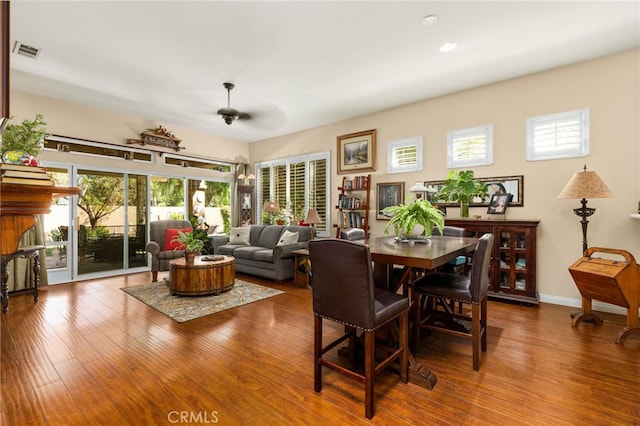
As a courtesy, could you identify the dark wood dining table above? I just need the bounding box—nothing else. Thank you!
[364,235,478,390]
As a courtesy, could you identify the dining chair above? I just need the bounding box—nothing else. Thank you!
[339,227,366,241]
[308,239,409,419]
[412,233,494,371]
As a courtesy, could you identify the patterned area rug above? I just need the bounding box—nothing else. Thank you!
[121,279,284,323]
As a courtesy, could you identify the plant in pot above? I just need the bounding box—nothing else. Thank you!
[172,229,205,263]
[0,114,48,165]
[437,170,488,218]
[382,197,445,240]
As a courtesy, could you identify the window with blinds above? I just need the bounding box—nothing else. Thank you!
[387,136,423,173]
[526,109,589,161]
[447,125,493,168]
[255,152,330,237]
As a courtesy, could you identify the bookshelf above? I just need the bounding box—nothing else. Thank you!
[334,174,371,238]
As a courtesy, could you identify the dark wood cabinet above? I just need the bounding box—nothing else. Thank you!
[445,218,540,304]
[334,174,371,238]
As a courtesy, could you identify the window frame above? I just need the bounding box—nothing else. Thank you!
[446,124,493,168]
[526,108,590,161]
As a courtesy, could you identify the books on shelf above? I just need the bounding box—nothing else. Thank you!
[338,195,364,209]
[338,211,364,228]
[1,163,53,186]
[343,175,369,190]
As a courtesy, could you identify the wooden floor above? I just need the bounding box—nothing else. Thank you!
[1,272,638,425]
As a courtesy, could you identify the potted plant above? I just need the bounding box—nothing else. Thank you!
[172,229,205,263]
[382,198,445,239]
[0,114,48,165]
[437,170,488,218]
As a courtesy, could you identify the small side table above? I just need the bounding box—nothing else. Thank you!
[1,245,45,313]
[291,249,310,288]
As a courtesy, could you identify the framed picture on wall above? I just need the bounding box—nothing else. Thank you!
[337,129,377,174]
[376,182,404,220]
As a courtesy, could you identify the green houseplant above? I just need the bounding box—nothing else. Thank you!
[437,170,488,218]
[172,229,205,263]
[0,114,48,163]
[382,198,445,238]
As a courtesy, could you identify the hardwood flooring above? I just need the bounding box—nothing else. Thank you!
[1,272,638,425]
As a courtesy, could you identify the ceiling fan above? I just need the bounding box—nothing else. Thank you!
[216,82,250,125]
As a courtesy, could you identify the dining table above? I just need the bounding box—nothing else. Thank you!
[363,235,478,390]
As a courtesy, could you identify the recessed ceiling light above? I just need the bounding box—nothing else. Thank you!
[439,42,458,53]
[422,14,438,26]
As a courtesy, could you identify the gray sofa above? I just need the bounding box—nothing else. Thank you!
[210,225,312,282]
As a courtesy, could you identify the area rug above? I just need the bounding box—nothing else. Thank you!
[121,279,284,323]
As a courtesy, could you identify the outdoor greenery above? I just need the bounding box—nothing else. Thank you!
[77,174,125,229]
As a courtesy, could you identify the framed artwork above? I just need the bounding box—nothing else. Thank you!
[376,182,404,220]
[425,175,524,207]
[487,193,511,214]
[337,129,376,174]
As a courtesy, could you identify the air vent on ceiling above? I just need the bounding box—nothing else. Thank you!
[13,41,42,59]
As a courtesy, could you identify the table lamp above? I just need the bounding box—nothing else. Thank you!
[263,201,280,224]
[557,165,613,254]
[304,208,322,238]
[409,181,429,199]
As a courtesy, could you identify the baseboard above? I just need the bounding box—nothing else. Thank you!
[539,293,633,316]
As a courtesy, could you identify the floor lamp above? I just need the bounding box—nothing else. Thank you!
[557,165,613,254]
[557,165,613,319]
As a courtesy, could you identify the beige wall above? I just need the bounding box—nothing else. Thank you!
[250,49,640,306]
[9,49,639,307]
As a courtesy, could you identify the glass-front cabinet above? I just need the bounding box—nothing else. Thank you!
[445,218,540,304]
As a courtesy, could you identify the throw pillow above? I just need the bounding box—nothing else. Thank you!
[229,227,251,245]
[277,230,299,246]
[163,228,192,251]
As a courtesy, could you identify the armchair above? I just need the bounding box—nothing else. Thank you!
[146,219,192,282]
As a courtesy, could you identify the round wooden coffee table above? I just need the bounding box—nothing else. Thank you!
[169,255,235,296]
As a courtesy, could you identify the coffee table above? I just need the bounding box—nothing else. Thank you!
[169,255,235,296]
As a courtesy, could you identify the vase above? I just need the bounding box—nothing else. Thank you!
[460,202,470,218]
[184,251,197,264]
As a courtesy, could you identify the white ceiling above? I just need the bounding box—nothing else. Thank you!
[9,1,640,143]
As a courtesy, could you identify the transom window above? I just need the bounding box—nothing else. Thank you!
[387,136,422,174]
[526,108,590,161]
[447,125,493,168]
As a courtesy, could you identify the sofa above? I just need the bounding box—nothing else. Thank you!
[211,225,313,282]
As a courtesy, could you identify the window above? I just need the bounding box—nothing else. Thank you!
[256,152,330,237]
[526,109,589,161]
[387,136,422,174]
[447,125,493,168]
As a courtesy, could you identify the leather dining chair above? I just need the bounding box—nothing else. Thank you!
[339,227,365,241]
[412,233,494,371]
[308,239,409,419]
